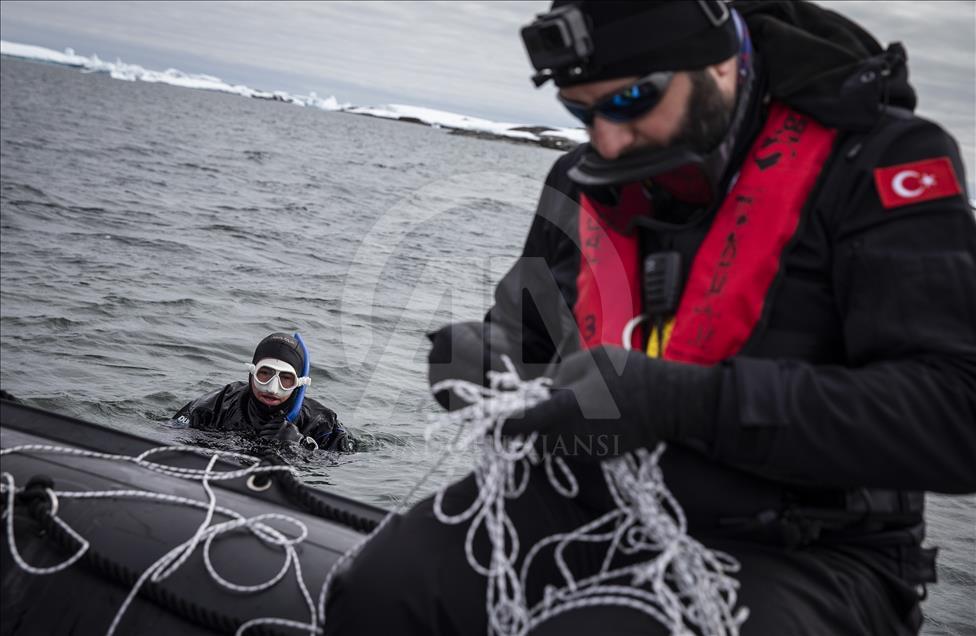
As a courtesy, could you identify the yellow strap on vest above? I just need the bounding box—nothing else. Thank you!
[645,317,676,358]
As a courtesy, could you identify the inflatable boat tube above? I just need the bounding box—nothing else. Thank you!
[0,397,385,635]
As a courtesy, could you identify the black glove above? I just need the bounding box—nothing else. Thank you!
[427,321,521,411]
[255,417,303,443]
[502,345,721,461]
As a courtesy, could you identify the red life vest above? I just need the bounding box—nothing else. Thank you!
[573,102,838,365]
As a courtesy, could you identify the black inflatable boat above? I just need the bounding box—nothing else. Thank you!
[0,397,386,635]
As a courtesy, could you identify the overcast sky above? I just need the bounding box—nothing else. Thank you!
[2,1,974,183]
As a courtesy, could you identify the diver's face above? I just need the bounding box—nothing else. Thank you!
[250,376,289,407]
[559,57,738,161]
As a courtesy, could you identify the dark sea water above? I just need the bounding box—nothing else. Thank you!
[1,57,973,635]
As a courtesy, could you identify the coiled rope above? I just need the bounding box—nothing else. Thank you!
[0,444,319,636]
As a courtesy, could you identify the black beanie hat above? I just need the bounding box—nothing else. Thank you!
[252,333,305,373]
[546,1,739,87]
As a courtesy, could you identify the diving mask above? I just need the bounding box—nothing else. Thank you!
[247,357,311,397]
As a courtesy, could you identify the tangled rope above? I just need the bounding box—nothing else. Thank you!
[3,357,747,636]
[0,444,319,636]
[425,357,748,636]
[315,357,556,630]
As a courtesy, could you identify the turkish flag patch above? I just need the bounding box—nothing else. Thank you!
[874,156,963,210]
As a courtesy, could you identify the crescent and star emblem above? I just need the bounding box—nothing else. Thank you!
[892,170,937,198]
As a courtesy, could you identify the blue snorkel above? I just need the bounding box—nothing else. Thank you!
[286,332,310,423]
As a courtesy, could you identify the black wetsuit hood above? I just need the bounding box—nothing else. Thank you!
[248,332,307,418]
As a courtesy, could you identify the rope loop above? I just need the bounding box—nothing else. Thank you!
[0,444,320,636]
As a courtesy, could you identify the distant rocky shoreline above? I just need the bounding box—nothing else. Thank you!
[1,43,584,153]
[339,110,581,151]
[450,126,580,151]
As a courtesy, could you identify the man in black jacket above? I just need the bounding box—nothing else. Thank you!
[326,2,975,634]
[173,332,352,452]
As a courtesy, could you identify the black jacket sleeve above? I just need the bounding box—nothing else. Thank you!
[172,385,233,429]
[486,148,585,370]
[709,117,976,494]
[297,398,353,452]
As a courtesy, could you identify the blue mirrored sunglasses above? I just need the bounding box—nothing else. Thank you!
[558,71,675,126]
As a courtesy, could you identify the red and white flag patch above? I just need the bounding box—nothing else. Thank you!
[874,156,963,210]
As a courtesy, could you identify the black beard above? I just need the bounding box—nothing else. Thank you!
[670,69,735,154]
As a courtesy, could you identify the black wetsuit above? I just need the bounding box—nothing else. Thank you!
[325,3,976,634]
[173,381,353,452]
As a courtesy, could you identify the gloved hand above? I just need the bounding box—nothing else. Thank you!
[255,417,303,443]
[427,321,521,411]
[502,345,721,461]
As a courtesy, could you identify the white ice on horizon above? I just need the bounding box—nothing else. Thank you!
[1,41,274,99]
[0,39,585,148]
[344,104,540,140]
[344,103,590,145]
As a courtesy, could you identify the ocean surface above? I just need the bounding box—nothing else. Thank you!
[1,57,973,635]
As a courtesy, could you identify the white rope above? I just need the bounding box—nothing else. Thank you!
[315,357,552,631]
[4,356,748,636]
[0,444,320,636]
[421,356,749,636]
[0,443,297,482]
[2,472,89,574]
[314,401,468,624]
[426,358,552,636]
